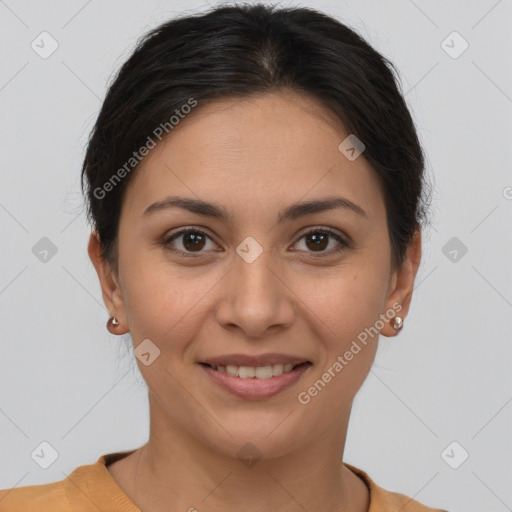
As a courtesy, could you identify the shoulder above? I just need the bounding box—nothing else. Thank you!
[0,451,139,512]
[344,463,450,512]
[0,458,106,512]
[372,485,450,512]
[0,478,71,512]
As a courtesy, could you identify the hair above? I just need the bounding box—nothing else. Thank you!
[81,2,430,272]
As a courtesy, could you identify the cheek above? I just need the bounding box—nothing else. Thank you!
[336,272,387,339]
[294,264,388,381]
[120,256,221,362]
[294,271,386,419]
[295,262,388,343]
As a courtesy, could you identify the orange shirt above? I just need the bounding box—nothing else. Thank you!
[0,450,448,511]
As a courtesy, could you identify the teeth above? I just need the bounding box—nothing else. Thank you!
[213,363,300,379]
[272,364,285,376]
[255,366,273,379]
[238,366,255,378]
[226,365,238,377]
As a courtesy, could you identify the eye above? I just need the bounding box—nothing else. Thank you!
[163,228,218,257]
[163,226,348,258]
[292,227,348,256]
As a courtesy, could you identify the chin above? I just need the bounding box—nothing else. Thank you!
[199,418,311,461]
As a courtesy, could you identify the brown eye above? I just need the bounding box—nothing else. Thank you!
[293,228,347,255]
[164,229,217,255]
[163,227,348,258]
[304,232,329,251]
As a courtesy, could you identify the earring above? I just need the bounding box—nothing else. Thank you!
[107,316,119,332]
[392,316,403,332]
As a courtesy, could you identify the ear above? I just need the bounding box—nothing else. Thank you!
[87,230,129,332]
[380,227,422,337]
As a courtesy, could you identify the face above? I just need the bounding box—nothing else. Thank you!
[89,90,421,459]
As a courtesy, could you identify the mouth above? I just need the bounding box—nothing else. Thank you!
[198,360,312,400]
[199,361,311,379]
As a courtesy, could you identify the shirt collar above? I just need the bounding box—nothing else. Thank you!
[65,450,426,512]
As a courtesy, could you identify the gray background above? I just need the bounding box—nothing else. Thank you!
[1,1,511,511]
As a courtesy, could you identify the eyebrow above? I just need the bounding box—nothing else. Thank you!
[142,195,367,222]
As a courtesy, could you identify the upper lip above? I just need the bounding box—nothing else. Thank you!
[200,353,311,367]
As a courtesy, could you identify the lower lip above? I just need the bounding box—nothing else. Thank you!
[199,363,311,400]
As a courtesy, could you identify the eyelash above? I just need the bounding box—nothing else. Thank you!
[162,227,349,258]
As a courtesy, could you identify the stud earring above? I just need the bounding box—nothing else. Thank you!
[107,316,119,332]
[392,316,403,332]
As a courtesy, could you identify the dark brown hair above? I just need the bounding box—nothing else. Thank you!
[81,2,430,271]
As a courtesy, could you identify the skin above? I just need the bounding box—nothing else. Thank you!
[88,89,421,512]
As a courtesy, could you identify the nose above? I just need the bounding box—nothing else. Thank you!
[214,248,296,339]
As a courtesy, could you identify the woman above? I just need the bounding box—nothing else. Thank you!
[0,3,449,511]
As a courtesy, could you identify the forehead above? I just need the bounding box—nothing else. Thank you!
[121,90,385,223]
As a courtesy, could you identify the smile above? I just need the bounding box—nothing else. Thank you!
[199,361,312,400]
[202,362,308,379]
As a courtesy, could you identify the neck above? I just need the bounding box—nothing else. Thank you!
[114,394,369,512]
